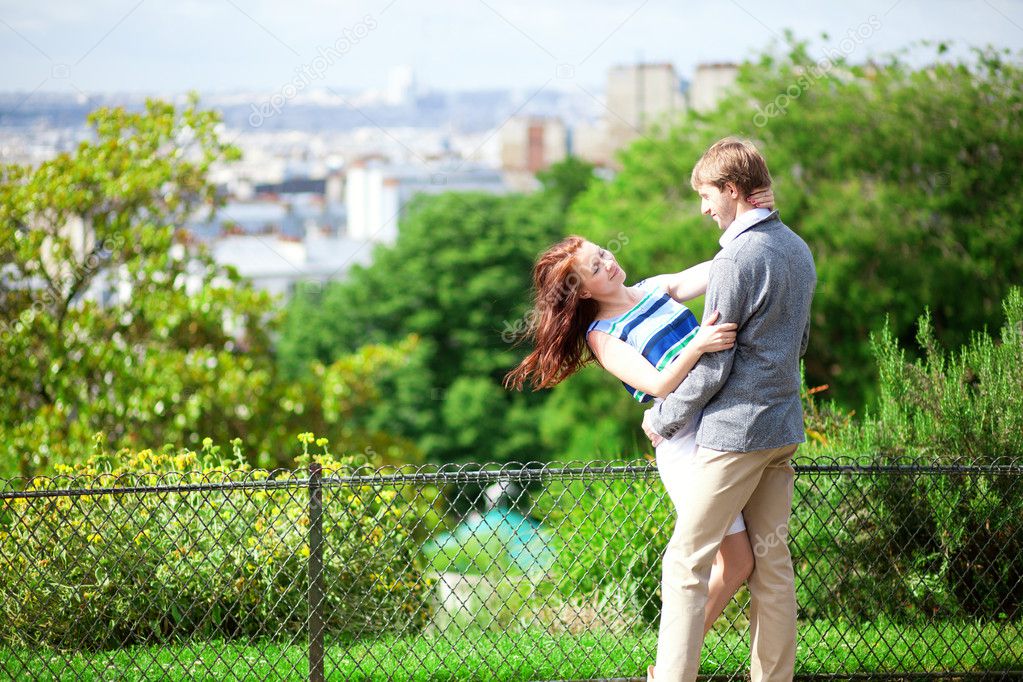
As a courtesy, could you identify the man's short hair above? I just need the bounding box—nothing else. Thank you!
[691,136,772,196]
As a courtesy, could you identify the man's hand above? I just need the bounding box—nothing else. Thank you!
[642,410,664,448]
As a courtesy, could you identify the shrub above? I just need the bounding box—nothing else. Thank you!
[0,435,433,650]
[797,288,1023,620]
[536,471,671,630]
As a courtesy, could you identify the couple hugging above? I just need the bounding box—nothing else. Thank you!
[505,137,817,682]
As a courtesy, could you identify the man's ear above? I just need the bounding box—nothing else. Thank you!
[724,181,741,199]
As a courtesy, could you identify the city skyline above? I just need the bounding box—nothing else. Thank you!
[1,0,1021,97]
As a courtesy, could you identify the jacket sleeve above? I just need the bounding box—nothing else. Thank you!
[647,255,750,438]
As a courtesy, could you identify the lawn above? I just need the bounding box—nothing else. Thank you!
[2,620,1021,681]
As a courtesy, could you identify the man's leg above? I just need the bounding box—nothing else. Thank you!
[654,447,775,681]
[742,444,799,682]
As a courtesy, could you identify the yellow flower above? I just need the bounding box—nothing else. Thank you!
[173,453,195,470]
[87,533,103,544]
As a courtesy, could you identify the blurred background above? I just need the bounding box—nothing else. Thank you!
[2,0,1022,477]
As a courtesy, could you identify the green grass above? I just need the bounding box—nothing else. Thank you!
[3,620,1021,681]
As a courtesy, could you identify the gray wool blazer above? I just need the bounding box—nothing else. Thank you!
[647,210,817,453]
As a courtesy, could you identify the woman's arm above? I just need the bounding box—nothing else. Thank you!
[657,186,776,303]
[662,261,711,302]
[636,263,710,303]
[586,312,735,399]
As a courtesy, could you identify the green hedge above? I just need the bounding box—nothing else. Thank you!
[797,287,1023,620]
[0,435,433,650]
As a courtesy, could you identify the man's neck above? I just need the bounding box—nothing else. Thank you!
[731,200,757,223]
[719,203,772,247]
[722,201,764,230]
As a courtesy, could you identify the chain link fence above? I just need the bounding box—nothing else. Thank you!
[2,456,1022,680]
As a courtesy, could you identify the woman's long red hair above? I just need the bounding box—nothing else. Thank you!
[504,235,600,391]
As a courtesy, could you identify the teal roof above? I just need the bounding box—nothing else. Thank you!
[423,508,555,573]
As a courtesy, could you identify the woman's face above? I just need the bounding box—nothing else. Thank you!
[573,241,626,300]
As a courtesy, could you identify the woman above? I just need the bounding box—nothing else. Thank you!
[504,190,772,679]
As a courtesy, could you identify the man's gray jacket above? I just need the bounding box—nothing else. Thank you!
[648,210,817,452]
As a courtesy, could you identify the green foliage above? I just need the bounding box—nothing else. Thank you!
[797,288,1023,620]
[568,41,1023,409]
[535,155,598,212]
[0,97,419,477]
[0,437,432,650]
[853,287,1023,461]
[536,474,670,627]
[538,365,649,461]
[277,190,565,463]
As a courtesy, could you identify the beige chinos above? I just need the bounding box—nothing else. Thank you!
[654,442,798,681]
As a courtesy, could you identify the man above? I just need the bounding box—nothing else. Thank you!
[642,137,816,682]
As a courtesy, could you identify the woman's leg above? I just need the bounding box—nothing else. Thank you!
[653,428,750,678]
[703,529,754,635]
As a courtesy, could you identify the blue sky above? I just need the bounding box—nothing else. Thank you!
[1,0,1021,94]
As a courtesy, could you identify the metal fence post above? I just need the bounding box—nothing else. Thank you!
[308,461,325,682]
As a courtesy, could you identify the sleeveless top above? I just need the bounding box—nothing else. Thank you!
[586,277,700,403]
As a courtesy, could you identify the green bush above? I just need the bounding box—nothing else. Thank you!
[535,471,670,629]
[797,288,1023,620]
[0,435,433,650]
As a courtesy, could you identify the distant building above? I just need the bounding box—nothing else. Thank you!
[605,63,687,155]
[182,175,358,300]
[211,231,373,299]
[254,178,326,195]
[569,61,741,169]
[572,118,614,169]
[500,116,568,186]
[22,208,367,307]
[386,65,417,106]
[345,158,507,244]
[688,63,740,113]
[499,116,568,191]
[188,185,347,244]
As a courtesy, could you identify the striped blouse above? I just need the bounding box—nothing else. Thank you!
[586,277,700,403]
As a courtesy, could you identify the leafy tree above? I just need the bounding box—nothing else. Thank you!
[568,40,1023,409]
[536,155,598,212]
[278,190,564,463]
[0,97,415,478]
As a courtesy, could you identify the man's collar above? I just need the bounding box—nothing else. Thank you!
[719,208,777,247]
